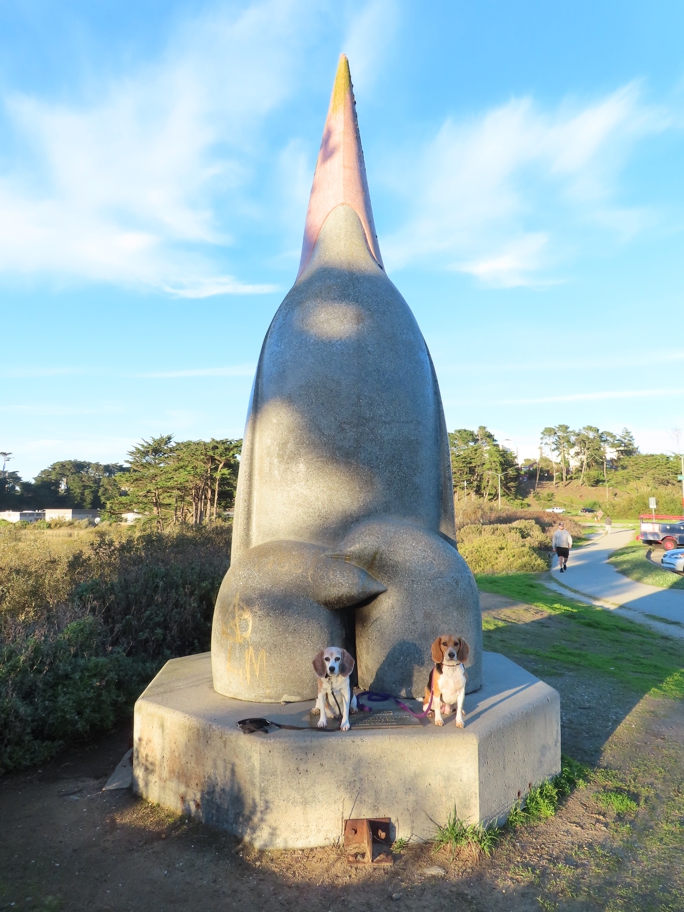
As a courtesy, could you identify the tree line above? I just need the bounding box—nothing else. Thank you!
[0,436,241,528]
[536,425,638,487]
[450,424,682,503]
[3,424,681,517]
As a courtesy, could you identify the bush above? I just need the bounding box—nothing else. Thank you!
[0,524,232,773]
[458,522,549,574]
[455,509,573,575]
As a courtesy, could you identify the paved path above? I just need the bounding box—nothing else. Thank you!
[545,527,684,636]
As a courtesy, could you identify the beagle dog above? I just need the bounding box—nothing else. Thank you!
[423,635,469,729]
[312,647,357,731]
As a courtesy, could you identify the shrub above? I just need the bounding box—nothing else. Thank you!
[457,521,549,574]
[0,523,231,772]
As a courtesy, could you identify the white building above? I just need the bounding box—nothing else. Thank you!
[0,510,44,523]
[43,508,100,522]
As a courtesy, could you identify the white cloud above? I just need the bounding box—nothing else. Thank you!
[161,277,278,298]
[456,232,556,288]
[139,365,256,378]
[0,0,317,295]
[383,83,671,286]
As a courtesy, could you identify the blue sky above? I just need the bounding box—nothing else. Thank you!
[1,0,683,479]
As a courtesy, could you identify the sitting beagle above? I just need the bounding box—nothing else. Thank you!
[423,635,469,729]
[312,647,357,731]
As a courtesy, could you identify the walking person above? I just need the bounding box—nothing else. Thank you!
[552,522,573,573]
[604,515,612,535]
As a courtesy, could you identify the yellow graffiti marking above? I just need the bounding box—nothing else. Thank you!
[245,646,266,685]
[225,591,252,644]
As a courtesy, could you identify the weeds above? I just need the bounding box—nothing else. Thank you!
[433,754,589,872]
[506,756,591,828]
[434,810,498,857]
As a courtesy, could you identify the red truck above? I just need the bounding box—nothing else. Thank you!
[638,514,684,550]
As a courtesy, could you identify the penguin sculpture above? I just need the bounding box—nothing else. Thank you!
[211,55,482,702]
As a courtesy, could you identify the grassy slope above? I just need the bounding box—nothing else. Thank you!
[477,573,684,698]
[607,541,684,590]
[477,573,684,911]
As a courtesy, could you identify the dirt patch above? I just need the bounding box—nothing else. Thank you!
[2,593,684,912]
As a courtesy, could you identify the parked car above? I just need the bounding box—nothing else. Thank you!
[579,507,596,514]
[638,515,684,550]
[544,507,565,514]
[661,549,684,572]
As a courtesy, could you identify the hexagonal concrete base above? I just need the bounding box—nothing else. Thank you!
[133,652,560,849]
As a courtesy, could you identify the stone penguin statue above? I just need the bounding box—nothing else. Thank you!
[211,55,482,702]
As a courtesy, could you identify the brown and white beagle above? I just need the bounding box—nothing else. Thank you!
[423,635,469,729]
[312,647,357,732]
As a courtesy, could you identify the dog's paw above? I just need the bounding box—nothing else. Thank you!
[455,719,464,729]
[317,718,328,729]
[311,706,320,715]
[435,718,444,727]
[341,721,350,732]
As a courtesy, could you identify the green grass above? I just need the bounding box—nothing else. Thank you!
[477,574,684,700]
[391,837,410,854]
[595,790,638,815]
[607,541,684,590]
[507,756,591,828]
[434,811,498,857]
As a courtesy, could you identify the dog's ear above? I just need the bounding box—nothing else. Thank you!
[431,636,444,664]
[339,649,355,678]
[312,650,326,678]
[456,638,470,663]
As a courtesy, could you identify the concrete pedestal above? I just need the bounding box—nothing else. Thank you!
[133,652,560,849]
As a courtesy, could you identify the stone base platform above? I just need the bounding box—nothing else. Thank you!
[133,652,560,849]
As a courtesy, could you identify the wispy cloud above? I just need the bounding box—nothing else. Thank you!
[0,0,317,296]
[383,83,670,286]
[0,367,86,378]
[437,348,684,374]
[502,388,681,404]
[138,365,256,378]
[0,403,123,416]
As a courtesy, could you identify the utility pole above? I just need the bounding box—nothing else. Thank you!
[486,471,504,509]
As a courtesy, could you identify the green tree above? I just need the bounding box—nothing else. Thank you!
[108,435,241,528]
[572,426,605,486]
[541,425,573,484]
[29,460,126,509]
[449,427,518,504]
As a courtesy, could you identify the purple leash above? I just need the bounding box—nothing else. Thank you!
[357,671,436,719]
